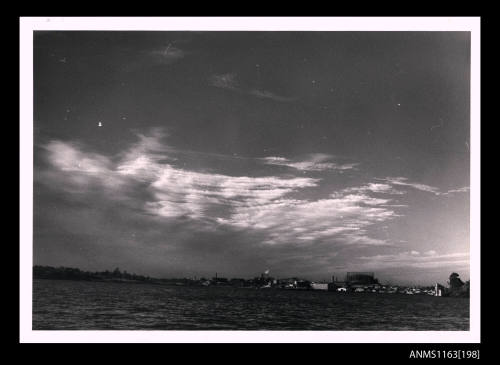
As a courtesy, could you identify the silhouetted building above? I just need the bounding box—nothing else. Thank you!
[346,272,378,285]
[212,276,228,285]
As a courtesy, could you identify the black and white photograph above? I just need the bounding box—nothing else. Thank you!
[20,17,480,343]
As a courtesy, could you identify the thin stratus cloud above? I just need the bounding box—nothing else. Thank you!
[209,73,296,102]
[442,186,470,195]
[247,89,297,103]
[261,154,358,172]
[149,44,185,61]
[355,251,470,270]
[380,177,469,196]
[342,183,406,196]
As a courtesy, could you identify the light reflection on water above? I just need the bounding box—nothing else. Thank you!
[33,279,469,330]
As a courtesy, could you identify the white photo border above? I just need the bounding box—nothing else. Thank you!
[19,16,481,343]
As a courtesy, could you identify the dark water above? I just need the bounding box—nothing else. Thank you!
[33,279,469,330]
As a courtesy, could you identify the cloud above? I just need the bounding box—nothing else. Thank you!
[217,192,400,246]
[41,140,125,193]
[209,73,238,90]
[443,186,470,195]
[149,44,185,62]
[262,153,358,172]
[384,177,441,195]
[39,129,403,250]
[381,177,469,197]
[144,166,317,221]
[122,45,185,72]
[356,250,470,270]
[343,183,405,195]
[248,89,296,103]
[209,73,295,103]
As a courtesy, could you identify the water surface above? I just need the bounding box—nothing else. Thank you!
[33,279,469,330]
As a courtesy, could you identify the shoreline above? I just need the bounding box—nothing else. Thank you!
[33,278,470,298]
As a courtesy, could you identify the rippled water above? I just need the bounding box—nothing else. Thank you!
[33,279,469,330]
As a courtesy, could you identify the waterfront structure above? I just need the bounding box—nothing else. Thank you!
[295,279,311,289]
[278,278,295,288]
[435,283,445,296]
[229,278,246,286]
[212,276,229,285]
[311,282,329,291]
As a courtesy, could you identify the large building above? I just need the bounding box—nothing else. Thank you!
[345,272,378,285]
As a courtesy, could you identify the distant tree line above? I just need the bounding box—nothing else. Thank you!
[33,265,153,283]
[447,272,470,298]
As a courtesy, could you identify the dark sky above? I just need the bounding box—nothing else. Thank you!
[33,31,470,285]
